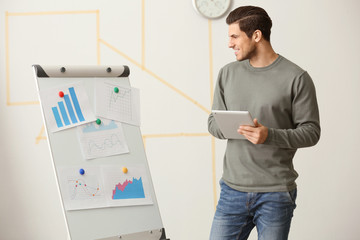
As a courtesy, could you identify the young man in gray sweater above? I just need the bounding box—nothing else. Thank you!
[208,6,320,240]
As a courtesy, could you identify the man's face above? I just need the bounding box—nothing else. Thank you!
[228,23,256,61]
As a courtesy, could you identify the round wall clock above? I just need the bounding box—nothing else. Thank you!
[192,0,231,19]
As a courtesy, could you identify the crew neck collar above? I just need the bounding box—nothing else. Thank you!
[245,54,282,71]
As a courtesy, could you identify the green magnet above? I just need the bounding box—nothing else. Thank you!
[96,118,101,125]
[114,87,119,93]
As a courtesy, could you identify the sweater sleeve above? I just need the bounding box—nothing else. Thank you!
[208,68,226,139]
[264,71,321,148]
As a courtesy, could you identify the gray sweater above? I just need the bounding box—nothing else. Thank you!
[208,55,320,192]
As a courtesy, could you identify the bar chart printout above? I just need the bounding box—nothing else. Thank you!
[39,82,96,132]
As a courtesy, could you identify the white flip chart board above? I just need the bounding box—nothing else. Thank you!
[33,65,168,240]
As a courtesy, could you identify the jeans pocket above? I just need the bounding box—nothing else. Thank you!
[286,188,297,204]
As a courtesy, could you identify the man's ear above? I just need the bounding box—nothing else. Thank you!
[253,30,262,43]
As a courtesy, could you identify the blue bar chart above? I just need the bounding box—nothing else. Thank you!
[52,87,85,128]
[52,107,63,127]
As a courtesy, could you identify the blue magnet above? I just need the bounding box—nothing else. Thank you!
[79,168,85,175]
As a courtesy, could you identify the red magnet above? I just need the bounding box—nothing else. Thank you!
[59,91,64,98]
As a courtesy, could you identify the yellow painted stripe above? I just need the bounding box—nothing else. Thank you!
[96,10,101,65]
[5,12,10,105]
[141,0,145,70]
[142,136,147,149]
[36,126,47,144]
[208,20,214,105]
[208,20,217,210]
[8,101,39,106]
[7,10,98,17]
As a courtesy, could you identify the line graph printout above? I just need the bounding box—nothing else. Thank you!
[95,80,140,126]
[77,119,129,160]
[102,164,153,207]
[58,166,106,211]
[39,82,96,132]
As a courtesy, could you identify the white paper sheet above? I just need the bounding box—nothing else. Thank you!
[102,164,153,207]
[39,82,96,132]
[95,80,140,126]
[58,166,106,210]
[77,119,129,160]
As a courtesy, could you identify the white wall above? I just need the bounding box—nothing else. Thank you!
[0,0,359,239]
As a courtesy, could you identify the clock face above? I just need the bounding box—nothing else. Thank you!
[193,0,231,19]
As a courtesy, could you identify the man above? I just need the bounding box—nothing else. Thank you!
[208,6,320,240]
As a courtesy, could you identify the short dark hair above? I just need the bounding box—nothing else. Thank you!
[226,6,272,42]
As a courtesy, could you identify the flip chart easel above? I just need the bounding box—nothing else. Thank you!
[33,65,169,240]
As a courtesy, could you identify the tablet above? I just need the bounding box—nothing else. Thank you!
[212,110,254,139]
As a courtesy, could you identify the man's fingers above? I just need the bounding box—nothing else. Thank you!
[239,125,255,132]
[253,118,259,127]
[238,119,267,144]
[242,134,258,144]
[254,118,264,127]
[239,129,259,138]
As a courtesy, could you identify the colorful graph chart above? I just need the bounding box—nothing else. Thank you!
[52,87,85,128]
[68,178,102,200]
[102,164,153,207]
[77,119,129,159]
[58,166,108,210]
[112,177,145,200]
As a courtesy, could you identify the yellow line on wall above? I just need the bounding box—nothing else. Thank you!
[8,101,39,106]
[6,10,98,17]
[141,0,146,70]
[208,20,214,105]
[5,12,10,105]
[35,126,47,144]
[96,10,100,65]
[208,20,217,210]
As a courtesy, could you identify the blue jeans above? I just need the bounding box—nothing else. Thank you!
[210,180,297,240]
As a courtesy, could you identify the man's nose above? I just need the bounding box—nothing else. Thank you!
[228,41,234,48]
